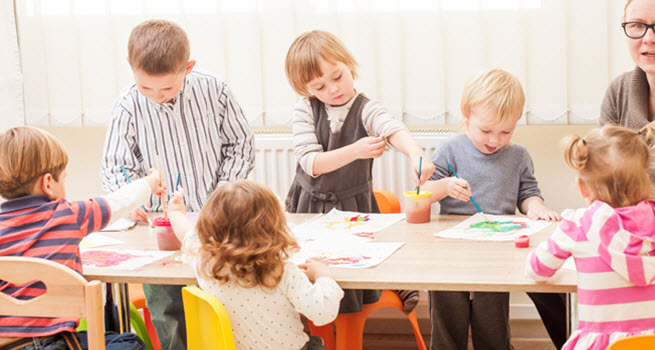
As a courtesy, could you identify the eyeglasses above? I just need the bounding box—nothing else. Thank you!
[622,22,655,39]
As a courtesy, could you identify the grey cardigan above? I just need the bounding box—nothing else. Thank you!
[600,66,652,129]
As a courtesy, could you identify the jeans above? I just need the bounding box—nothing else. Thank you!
[143,284,187,350]
[11,331,145,350]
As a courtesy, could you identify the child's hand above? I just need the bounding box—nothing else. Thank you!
[445,177,472,202]
[128,206,151,223]
[352,136,386,159]
[167,187,187,215]
[298,258,332,283]
[413,155,435,186]
[526,205,561,222]
[144,169,166,195]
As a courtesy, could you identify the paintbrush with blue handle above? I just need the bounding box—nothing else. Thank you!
[447,163,489,222]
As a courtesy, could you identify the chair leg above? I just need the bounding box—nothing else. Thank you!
[142,307,162,350]
[334,312,370,350]
[308,320,335,350]
[405,310,427,350]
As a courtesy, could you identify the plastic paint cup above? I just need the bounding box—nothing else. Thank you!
[403,191,433,224]
[153,217,181,251]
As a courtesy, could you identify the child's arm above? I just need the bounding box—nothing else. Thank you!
[167,188,194,242]
[291,99,386,176]
[520,196,561,222]
[312,136,386,175]
[286,262,344,326]
[103,170,165,224]
[216,86,255,184]
[388,130,435,186]
[421,178,472,203]
[526,218,574,281]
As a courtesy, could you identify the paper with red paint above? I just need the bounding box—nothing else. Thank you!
[81,248,174,270]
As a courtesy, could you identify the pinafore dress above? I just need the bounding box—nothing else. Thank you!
[286,93,382,313]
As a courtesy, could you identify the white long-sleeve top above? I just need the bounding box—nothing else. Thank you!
[182,231,344,350]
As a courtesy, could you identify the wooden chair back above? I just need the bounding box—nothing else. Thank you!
[0,257,105,350]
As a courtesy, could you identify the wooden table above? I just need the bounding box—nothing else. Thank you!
[85,214,576,293]
[83,214,577,336]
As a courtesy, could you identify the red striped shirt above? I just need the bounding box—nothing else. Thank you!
[0,194,110,337]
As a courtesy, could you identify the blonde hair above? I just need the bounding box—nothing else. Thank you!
[285,30,358,97]
[195,180,299,289]
[461,69,525,125]
[563,123,655,208]
[128,20,190,74]
[624,0,634,20]
[0,126,68,199]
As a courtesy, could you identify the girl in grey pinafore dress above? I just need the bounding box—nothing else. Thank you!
[286,93,382,313]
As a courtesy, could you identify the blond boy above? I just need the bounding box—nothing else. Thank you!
[0,126,161,349]
[101,20,254,350]
[422,69,565,350]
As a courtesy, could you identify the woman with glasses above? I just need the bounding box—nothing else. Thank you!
[600,0,655,142]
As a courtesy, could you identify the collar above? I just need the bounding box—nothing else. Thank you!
[0,195,55,214]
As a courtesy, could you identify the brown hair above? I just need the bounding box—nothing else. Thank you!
[285,30,358,97]
[563,123,655,208]
[128,20,190,74]
[461,68,525,126]
[0,126,68,199]
[195,180,299,289]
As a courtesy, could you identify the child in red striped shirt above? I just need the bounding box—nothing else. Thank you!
[0,126,164,350]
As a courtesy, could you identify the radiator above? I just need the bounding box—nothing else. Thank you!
[250,128,455,210]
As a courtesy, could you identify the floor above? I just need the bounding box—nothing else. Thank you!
[363,334,556,350]
[362,318,557,350]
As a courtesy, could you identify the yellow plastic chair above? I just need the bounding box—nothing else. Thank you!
[607,334,655,349]
[182,286,236,350]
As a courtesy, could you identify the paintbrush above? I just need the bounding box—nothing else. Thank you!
[447,163,489,222]
[416,156,423,195]
[156,155,167,218]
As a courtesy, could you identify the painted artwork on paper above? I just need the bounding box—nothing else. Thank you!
[81,248,175,270]
[290,241,404,269]
[434,213,550,241]
[291,208,405,241]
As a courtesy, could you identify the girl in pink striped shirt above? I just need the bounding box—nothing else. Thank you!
[526,123,655,350]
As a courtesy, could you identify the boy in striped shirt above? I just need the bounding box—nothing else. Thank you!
[101,19,254,350]
[0,126,163,349]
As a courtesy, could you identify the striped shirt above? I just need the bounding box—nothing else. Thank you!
[0,195,110,337]
[292,92,407,176]
[527,200,655,350]
[101,70,255,211]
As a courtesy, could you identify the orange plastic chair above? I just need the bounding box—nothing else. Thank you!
[607,334,655,349]
[309,190,426,350]
[129,284,162,350]
[308,290,426,350]
[374,189,401,214]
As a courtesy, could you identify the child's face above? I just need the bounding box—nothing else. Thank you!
[464,105,518,154]
[305,59,355,107]
[133,69,186,105]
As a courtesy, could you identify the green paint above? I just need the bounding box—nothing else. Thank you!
[469,220,527,233]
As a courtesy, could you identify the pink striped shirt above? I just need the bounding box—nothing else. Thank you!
[527,200,655,350]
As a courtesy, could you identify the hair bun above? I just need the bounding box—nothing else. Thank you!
[564,136,589,171]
